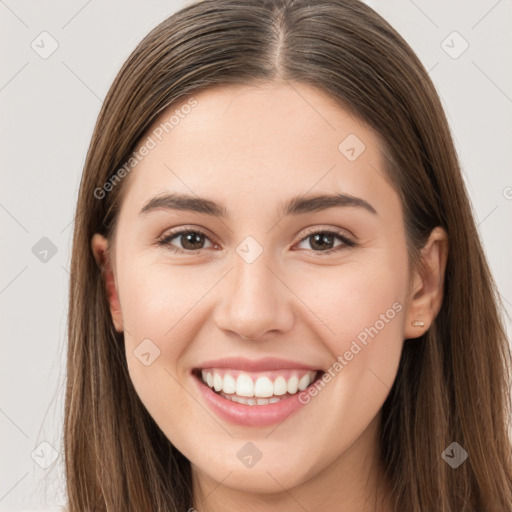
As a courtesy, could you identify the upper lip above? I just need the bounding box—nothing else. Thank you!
[195,357,322,372]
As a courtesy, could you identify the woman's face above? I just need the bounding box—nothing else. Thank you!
[93,82,420,495]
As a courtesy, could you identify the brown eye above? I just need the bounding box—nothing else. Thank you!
[295,229,355,254]
[157,229,215,254]
[177,231,207,250]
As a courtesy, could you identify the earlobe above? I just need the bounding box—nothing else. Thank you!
[91,234,124,332]
[404,227,449,339]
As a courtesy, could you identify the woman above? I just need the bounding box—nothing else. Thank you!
[65,0,512,510]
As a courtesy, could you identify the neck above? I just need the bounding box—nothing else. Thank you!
[190,413,394,512]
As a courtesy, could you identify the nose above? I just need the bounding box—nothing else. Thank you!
[213,249,295,341]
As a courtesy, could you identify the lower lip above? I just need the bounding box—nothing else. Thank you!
[192,372,315,427]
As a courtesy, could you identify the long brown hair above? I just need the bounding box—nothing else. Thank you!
[65,0,512,510]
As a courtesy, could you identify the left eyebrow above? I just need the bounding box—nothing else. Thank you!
[281,193,377,216]
[138,192,377,218]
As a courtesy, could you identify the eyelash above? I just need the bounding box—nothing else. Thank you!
[156,226,356,256]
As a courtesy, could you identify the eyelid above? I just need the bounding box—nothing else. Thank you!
[157,224,215,242]
[298,225,355,244]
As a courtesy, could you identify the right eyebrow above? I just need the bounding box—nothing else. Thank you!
[139,193,228,218]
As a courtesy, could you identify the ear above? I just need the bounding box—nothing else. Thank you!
[91,234,124,332]
[404,226,449,340]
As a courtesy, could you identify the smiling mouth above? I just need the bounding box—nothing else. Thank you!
[193,368,324,406]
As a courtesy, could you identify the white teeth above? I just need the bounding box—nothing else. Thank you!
[223,373,236,394]
[273,376,288,395]
[254,376,274,398]
[298,374,311,391]
[200,369,319,399]
[213,373,223,392]
[204,371,213,388]
[219,391,285,406]
[287,375,298,394]
[235,373,254,397]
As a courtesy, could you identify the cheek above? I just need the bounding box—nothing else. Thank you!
[297,254,407,353]
[292,254,407,425]
[119,262,203,413]
[120,260,204,344]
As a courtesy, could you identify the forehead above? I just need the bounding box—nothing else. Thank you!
[118,82,397,221]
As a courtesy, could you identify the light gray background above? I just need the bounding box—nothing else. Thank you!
[1,0,511,510]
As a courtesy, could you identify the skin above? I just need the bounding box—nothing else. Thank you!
[92,82,448,512]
